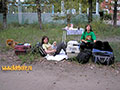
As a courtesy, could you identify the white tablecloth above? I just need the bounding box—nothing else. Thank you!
[63,28,84,35]
[62,28,84,43]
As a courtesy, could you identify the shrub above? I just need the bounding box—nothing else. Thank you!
[104,13,112,20]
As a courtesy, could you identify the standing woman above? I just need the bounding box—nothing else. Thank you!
[80,24,96,50]
[41,36,67,56]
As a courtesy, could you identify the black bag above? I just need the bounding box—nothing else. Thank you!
[92,41,114,65]
[31,42,47,57]
[76,49,92,64]
[93,41,113,52]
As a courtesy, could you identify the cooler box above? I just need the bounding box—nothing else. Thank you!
[66,41,80,53]
[14,43,31,55]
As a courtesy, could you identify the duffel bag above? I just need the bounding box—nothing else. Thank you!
[92,49,114,65]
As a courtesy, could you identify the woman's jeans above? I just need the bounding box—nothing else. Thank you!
[54,42,67,56]
[80,42,94,50]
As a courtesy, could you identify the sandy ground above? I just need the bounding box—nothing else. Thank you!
[0,50,120,90]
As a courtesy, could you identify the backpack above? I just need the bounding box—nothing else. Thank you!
[31,42,47,57]
[92,41,114,65]
[14,44,31,55]
[76,49,92,64]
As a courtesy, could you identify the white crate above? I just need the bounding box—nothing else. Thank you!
[66,41,80,53]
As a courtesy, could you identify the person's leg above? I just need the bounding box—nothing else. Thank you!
[87,42,94,50]
[54,42,67,56]
[80,42,86,51]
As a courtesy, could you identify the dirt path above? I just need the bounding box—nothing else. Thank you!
[0,60,120,90]
[0,50,120,90]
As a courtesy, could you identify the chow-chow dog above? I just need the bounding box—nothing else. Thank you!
[6,39,19,48]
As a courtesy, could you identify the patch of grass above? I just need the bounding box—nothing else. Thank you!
[91,21,120,37]
[110,42,120,62]
[0,22,120,63]
[0,23,64,49]
[18,55,27,65]
[18,53,41,64]
[0,23,64,64]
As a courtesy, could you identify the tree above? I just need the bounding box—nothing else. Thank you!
[35,0,42,29]
[88,0,93,23]
[113,0,118,26]
[1,0,7,29]
[35,0,50,29]
[0,0,2,13]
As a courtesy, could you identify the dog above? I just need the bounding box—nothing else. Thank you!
[6,39,19,48]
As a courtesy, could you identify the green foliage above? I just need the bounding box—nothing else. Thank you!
[104,13,112,20]
[0,23,63,49]
[110,42,120,62]
[53,15,66,20]
[91,20,120,37]
[71,14,88,25]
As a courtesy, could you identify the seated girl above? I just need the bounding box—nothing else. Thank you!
[80,24,96,50]
[41,36,67,56]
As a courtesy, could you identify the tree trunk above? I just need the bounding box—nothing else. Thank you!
[88,0,92,23]
[36,0,42,29]
[67,14,71,25]
[2,0,7,29]
[113,0,118,26]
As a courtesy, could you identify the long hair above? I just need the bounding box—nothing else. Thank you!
[41,36,49,44]
[84,24,93,32]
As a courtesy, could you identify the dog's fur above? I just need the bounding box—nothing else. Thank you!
[6,39,19,48]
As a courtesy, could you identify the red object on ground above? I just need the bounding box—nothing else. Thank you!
[14,45,31,55]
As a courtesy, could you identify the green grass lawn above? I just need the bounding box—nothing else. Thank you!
[0,23,64,48]
[0,22,120,63]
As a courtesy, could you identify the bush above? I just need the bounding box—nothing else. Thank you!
[104,13,112,20]
[53,15,66,20]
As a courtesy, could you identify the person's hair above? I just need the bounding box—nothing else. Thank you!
[84,24,93,32]
[41,36,49,44]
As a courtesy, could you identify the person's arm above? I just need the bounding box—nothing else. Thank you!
[45,49,56,54]
[81,32,87,43]
[92,32,96,43]
[94,40,96,43]
[81,39,87,43]
[42,44,56,54]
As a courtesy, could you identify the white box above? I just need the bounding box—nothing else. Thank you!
[66,41,80,53]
